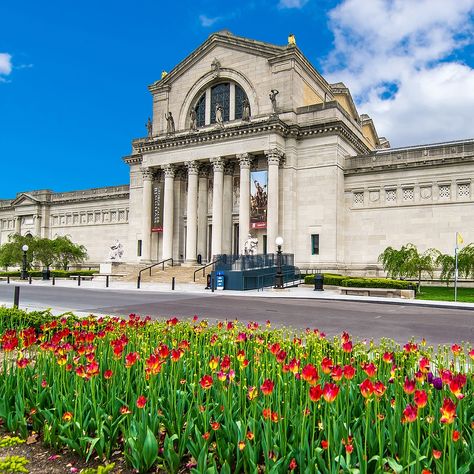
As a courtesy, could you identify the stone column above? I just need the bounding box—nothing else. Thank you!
[210,157,224,258]
[14,217,21,234]
[222,161,234,255]
[265,149,283,254]
[238,153,252,254]
[161,164,175,261]
[141,168,154,261]
[185,161,199,264]
[34,215,41,236]
[197,166,209,262]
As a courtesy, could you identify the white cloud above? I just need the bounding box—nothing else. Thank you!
[323,0,474,146]
[278,0,309,8]
[0,53,12,82]
[199,14,221,27]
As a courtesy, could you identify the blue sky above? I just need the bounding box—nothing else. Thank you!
[1,0,473,198]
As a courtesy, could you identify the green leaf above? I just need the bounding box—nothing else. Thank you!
[142,428,158,471]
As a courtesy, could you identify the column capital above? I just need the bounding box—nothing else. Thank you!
[161,164,175,178]
[185,160,199,175]
[224,160,235,176]
[210,157,225,172]
[141,167,154,181]
[198,163,210,178]
[265,148,285,165]
[237,153,252,169]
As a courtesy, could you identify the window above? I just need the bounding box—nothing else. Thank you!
[210,83,230,123]
[311,234,320,255]
[403,188,414,201]
[353,192,364,205]
[194,94,206,127]
[457,183,470,199]
[386,189,396,202]
[137,240,142,257]
[439,185,450,199]
[234,84,247,120]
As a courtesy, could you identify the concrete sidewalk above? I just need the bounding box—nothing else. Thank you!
[1,277,474,311]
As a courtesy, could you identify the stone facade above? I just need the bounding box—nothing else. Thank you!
[2,32,473,272]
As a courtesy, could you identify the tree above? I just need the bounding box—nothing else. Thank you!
[378,243,437,291]
[34,238,56,269]
[436,244,474,285]
[53,236,88,270]
[0,242,22,270]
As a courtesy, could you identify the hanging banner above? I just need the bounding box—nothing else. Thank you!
[151,181,164,232]
[250,170,267,229]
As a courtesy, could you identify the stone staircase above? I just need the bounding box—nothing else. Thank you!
[112,263,208,285]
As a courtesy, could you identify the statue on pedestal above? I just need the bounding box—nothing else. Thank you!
[242,97,251,122]
[108,240,124,261]
[269,89,279,115]
[215,103,224,128]
[189,109,198,131]
[243,234,258,256]
[165,112,175,135]
[146,117,153,139]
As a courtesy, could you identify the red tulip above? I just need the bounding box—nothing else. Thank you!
[322,383,339,403]
[343,364,356,380]
[360,379,374,398]
[136,395,147,409]
[401,404,418,423]
[301,364,319,385]
[309,385,323,402]
[199,375,213,390]
[440,398,456,424]
[403,377,416,394]
[260,379,274,396]
[414,390,428,408]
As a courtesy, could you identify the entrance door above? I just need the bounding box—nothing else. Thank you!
[233,224,239,255]
[263,235,267,254]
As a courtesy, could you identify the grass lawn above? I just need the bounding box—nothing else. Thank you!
[416,285,474,302]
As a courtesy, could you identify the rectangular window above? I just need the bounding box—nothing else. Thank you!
[311,234,320,255]
[137,240,142,257]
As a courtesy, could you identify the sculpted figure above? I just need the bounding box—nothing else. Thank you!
[211,58,221,77]
[242,97,251,121]
[189,109,198,131]
[215,103,224,128]
[146,117,153,138]
[269,89,279,115]
[243,234,258,256]
[165,112,175,135]
[109,239,124,261]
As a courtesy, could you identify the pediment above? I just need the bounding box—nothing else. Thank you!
[149,31,287,93]
[11,193,41,207]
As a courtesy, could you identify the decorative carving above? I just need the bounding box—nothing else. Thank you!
[145,117,153,139]
[224,161,235,176]
[198,164,210,178]
[189,109,198,131]
[161,164,175,178]
[269,89,279,115]
[420,187,432,199]
[185,160,199,175]
[141,168,154,181]
[243,234,258,255]
[211,58,221,77]
[108,239,124,261]
[210,157,225,172]
[215,103,225,129]
[164,112,175,135]
[237,153,252,169]
[265,148,284,165]
[369,190,380,202]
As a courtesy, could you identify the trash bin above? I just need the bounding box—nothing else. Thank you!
[206,274,211,289]
[197,254,202,265]
[314,273,324,291]
[42,268,51,280]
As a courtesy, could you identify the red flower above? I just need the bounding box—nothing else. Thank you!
[360,379,374,398]
[260,379,274,396]
[451,344,462,356]
[120,405,131,414]
[166,317,179,326]
[469,349,474,360]
[452,430,460,442]
[373,381,386,398]
[209,356,219,371]
[262,408,272,419]
[276,350,287,364]
[301,364,319,385]
[414,390,428,408]
[136,395,147,409]
[170,349,183,362]
[440,398,456,424]
[382,352,394,363]
[321,440,329,450]
[419,357,430,373]
[125,352,139,368]
[16,357,30,369]
[361,362,377,378]
[321,357,333,374]
[432,449,442,459]
[247,386,258,401]
[211,422,220,431]
[309,385,323,402]
[200,375,214,390]
[403,377,416,394]
[62,411,73,422]
[331,365,343,382]
[103,370,113,379]
[322,383,339,403]
[401,404,418,423]
[156,344,170,359]
[269,342,280,355]
[342,340,353,353]
[343,364,356,380]
[289,458,297,470]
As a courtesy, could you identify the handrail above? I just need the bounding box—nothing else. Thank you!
[193,260,217,282]
[244,269,304,291]
[137,258,173,288]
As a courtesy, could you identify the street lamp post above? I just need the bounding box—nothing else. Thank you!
[274,236,284,289]
[21,244,29,280]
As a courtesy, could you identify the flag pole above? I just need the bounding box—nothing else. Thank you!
[454,232,459,302]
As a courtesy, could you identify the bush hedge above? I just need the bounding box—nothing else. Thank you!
[0,307,71,332]
[303,273,415,291]
[0,270,97,278]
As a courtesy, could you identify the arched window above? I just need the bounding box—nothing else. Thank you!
[190,81,249,129]
[210,83,230,123]
[194,94,206,127]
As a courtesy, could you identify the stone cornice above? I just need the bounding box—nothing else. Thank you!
[123,154,143,165]
[130,117,371,156]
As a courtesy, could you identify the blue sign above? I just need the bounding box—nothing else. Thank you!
[216,271,225,290]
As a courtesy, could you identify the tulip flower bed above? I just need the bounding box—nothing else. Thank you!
[0,312,473,474]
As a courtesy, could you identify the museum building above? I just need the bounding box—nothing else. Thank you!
[1,31,473,274]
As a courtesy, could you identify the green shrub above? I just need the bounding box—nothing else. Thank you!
[304,273,347,286]
[341,277,416,292]
[0,307,80,332]
[0,270,97,278]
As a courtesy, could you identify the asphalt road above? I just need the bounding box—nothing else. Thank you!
[0,284,473,346]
